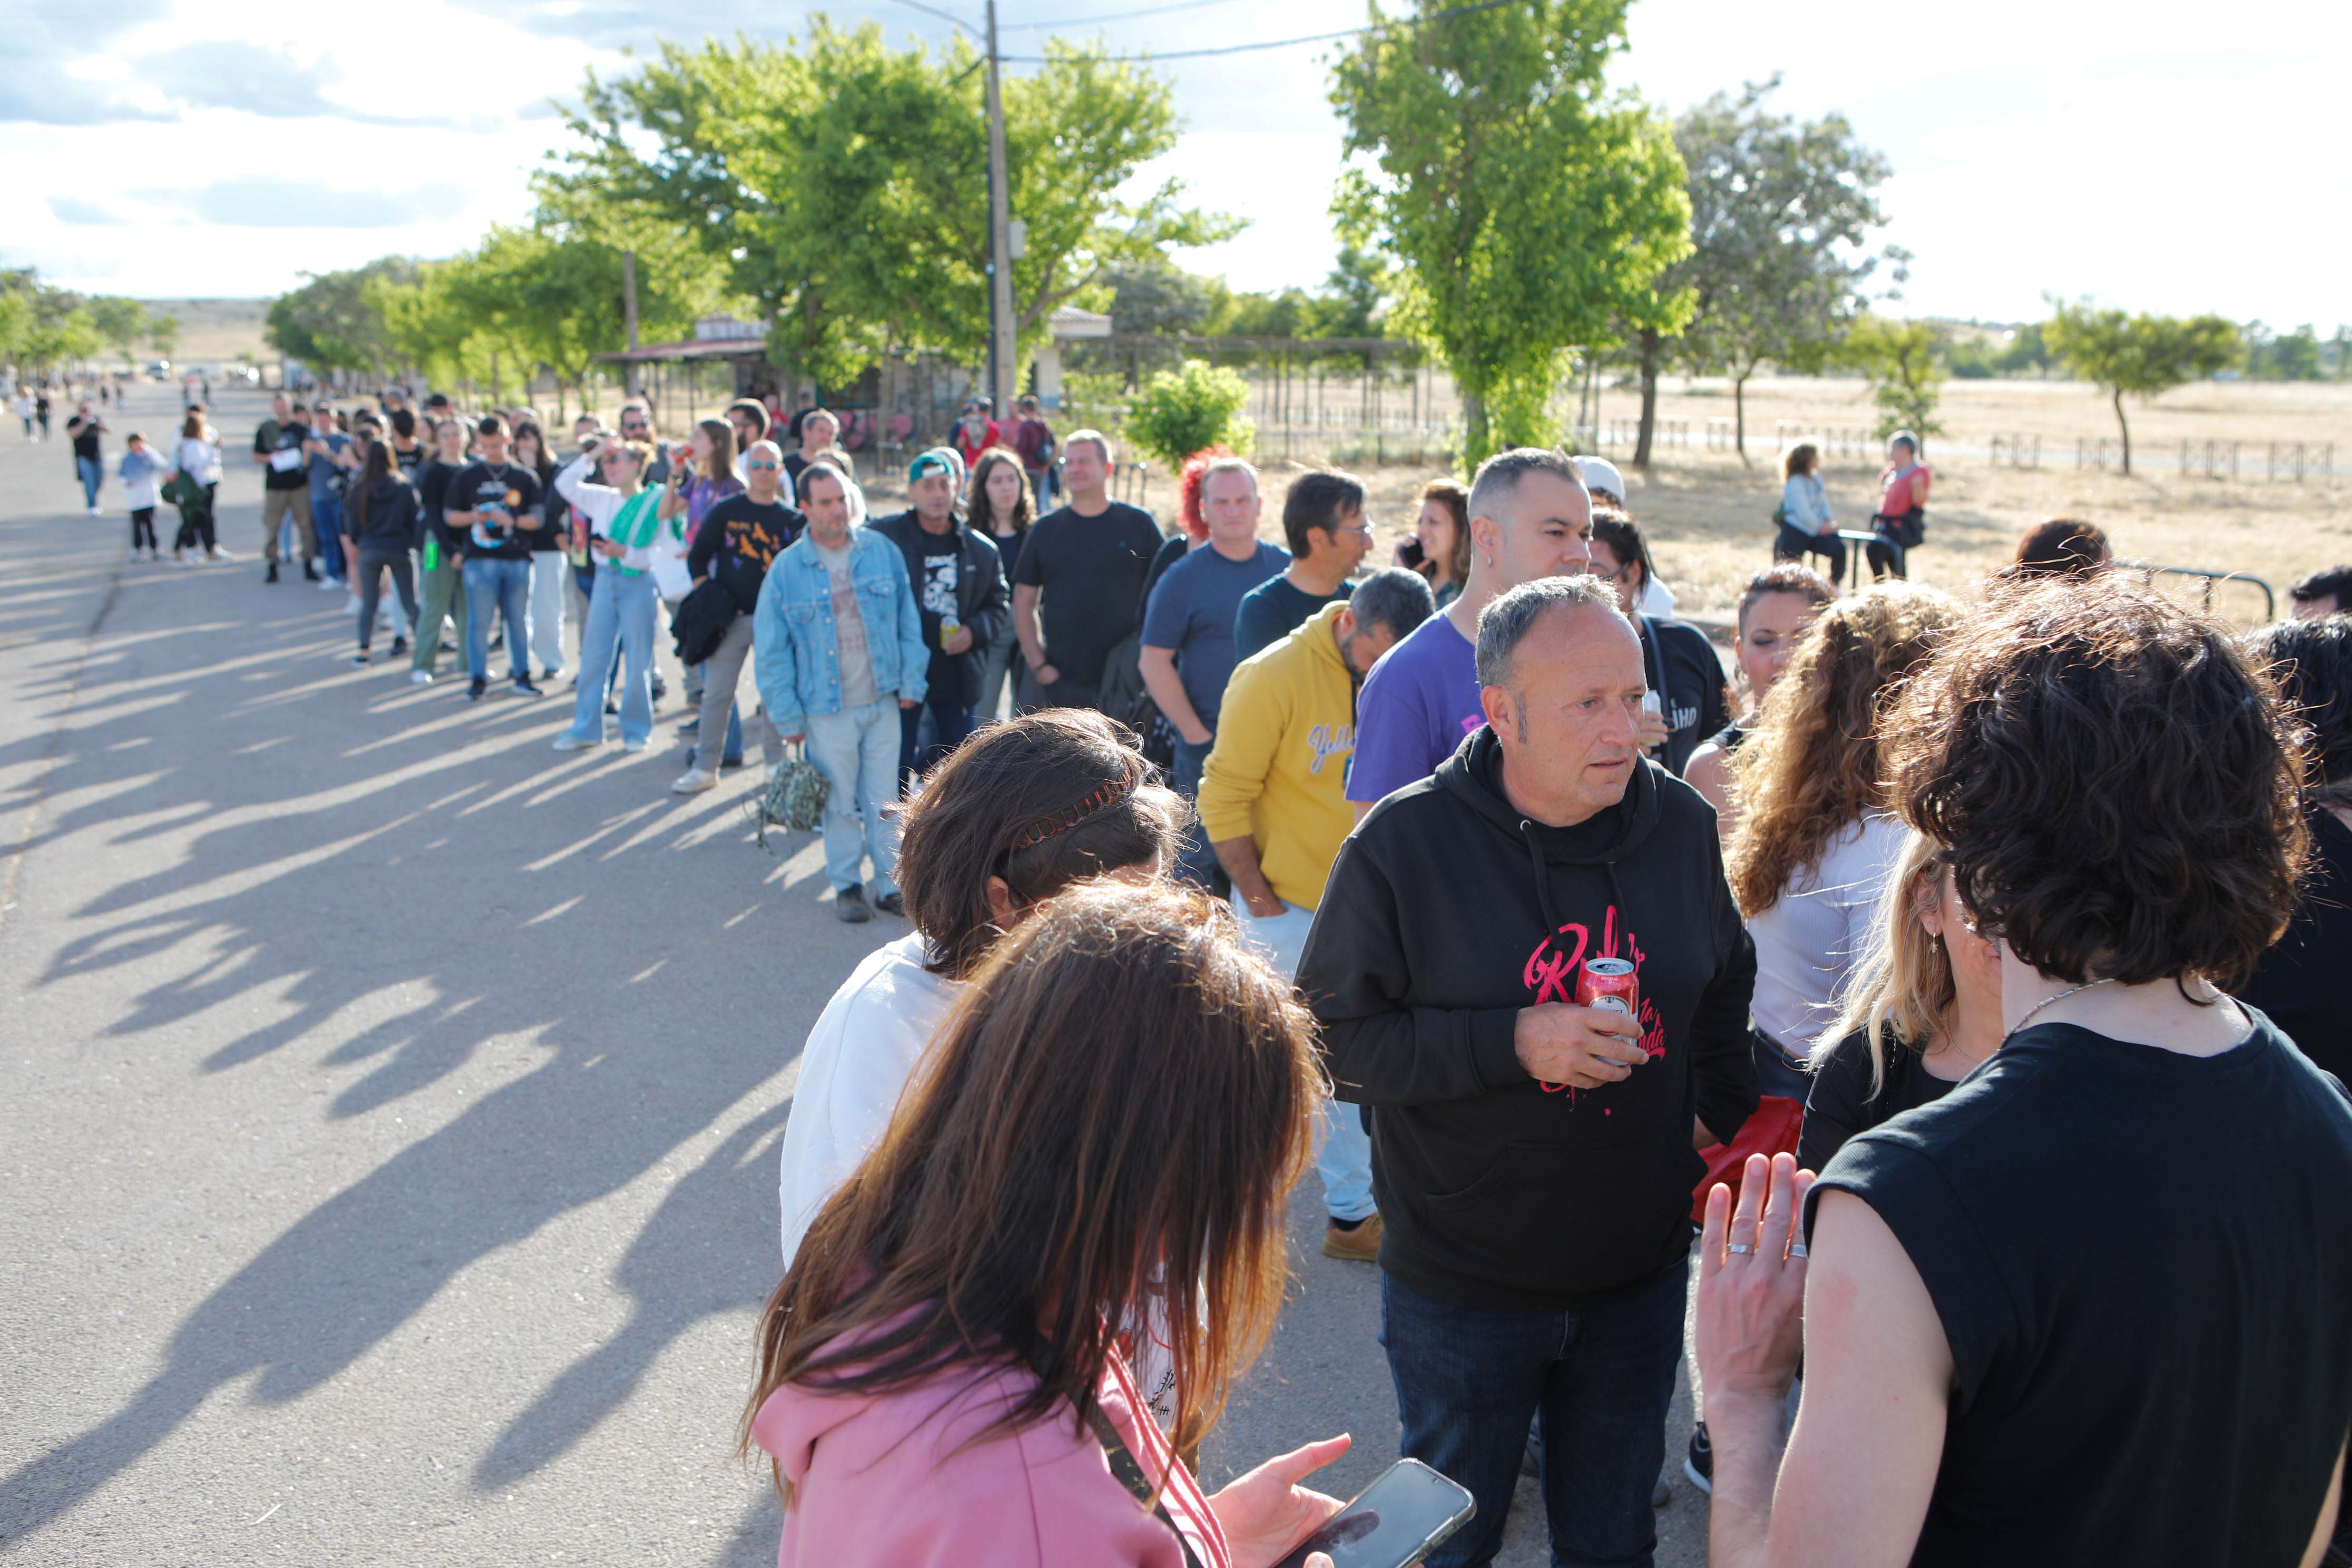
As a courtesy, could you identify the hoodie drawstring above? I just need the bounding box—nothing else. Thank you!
[1520,817,1631,958]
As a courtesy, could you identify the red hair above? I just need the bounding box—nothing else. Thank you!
[1177,444,1236,543]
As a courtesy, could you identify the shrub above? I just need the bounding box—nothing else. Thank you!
[1126,359,1255,470]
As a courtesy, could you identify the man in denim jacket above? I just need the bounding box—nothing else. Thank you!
[754,460,929,924]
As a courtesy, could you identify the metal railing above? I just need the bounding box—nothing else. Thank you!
[2115,560,2276,621]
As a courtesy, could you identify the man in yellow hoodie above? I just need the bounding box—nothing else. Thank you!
[1199,565,1434,1259]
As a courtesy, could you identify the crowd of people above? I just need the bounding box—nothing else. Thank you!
[35,378,2352,1567]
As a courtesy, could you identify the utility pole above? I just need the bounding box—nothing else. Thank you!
[983,0,1017,414]
[622,249,642,399]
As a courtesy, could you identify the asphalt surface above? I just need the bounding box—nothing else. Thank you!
[0,382,1706,1566]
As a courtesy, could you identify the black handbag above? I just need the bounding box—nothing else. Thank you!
[670,579,737,668]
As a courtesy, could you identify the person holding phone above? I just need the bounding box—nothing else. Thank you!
[744,879,1356,1568]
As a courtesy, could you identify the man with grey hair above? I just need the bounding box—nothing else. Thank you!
[1297,574,1758,1567]
[1346,446,1593,818]
[1011,427,1164,712]
[1198,564,1435,1260]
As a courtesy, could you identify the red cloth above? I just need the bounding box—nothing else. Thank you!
[1689,1094,1806,1224]
[953,419,1001,468]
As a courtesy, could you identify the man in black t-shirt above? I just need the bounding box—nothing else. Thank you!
[443,415,545,700]
[253,394,320,582]
[65,401,107,514]
[1010,429,1163,713]
[408,418,472,684]
[870,447,1007,787]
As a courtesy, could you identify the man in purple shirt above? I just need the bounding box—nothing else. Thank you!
[1347,448,1594,819]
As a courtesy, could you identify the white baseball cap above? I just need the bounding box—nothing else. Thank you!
[1575,456,1626,503]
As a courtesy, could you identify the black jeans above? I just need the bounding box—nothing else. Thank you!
[898,681,974,791]
[1773,521,1845,584]
[172,484,218,554]
[130,507,158,551]
[356,546,419,651]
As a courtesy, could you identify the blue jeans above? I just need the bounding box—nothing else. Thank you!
[76,455,102,509]
[312,495,345,581]
[1230,891,1375,1221]
[565,567,657,746]
[897,680,972,791]
[1171,735,1224,889]
[463,556,533,681]
[1381,1262,1687,1568]
[806,698,901,896]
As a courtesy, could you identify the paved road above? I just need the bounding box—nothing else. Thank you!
[0,383,1706,1566]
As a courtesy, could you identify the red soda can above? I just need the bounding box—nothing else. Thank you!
[1577,957,1639,1018]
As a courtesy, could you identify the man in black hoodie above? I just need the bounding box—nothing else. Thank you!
[1297,574,1757,1568]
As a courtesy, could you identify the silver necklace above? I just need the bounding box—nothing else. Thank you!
[2006,977,2115,1040]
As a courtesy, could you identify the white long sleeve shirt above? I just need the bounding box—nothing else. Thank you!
[554,452,671,575]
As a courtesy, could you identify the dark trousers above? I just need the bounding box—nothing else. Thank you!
[1382,1261,1687,1568]
[356,546,419,651]
[1866,536,1907,580]
[1773,521,1845,584]
[171,485,218,553]
[898,681,973,791]
[1015,667,1100,715]
[1170,734,1228,893]
[130,507,157,551]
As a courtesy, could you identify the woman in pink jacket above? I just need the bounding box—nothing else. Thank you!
[743,878,1348,1568]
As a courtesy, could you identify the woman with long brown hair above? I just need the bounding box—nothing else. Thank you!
[746,880,1353,1567]
[1725,582,1962,1097]
[775,708,1181,1267]
[344,437,421,666]
[1399,478,1471,607]
[967,445,1036,723]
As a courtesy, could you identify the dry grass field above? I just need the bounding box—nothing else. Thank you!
[136,297,270,369]
[1057,376,2352,629]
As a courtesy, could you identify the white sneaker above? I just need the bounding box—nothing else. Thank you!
[670,768,718,794]
[408,670,434,686]
[344,595,362,616]
[320,577,344,593]
[552,734,601,752]
[620,739,649,755]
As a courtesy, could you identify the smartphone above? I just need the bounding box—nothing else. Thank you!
[1394,536,1426,569]
[1270,1458,1475,1568]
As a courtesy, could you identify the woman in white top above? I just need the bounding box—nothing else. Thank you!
[1724,583,1963,1099]
[1772,440,1842,585]
[167,408,226,562]
[777,708,1181,1267]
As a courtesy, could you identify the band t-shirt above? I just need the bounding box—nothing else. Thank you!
[448,461,543,561]
[814,537,877,706]
[917,530,963,690]
[258,419,309,490]
[688,494,801,616]
[1806,1016,2352,1567]
[1010,501,1164,689]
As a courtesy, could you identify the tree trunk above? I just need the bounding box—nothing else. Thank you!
[2112,385,2132,477]
[1733,371,1750,464]
[1632,327,1660,468]
[1463,388,1490,466]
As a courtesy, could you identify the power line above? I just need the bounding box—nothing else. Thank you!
[888,0,981,36]
[999,0,1525,62]
[999,0,1247,32]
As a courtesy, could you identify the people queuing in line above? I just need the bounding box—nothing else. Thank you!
[1011,429,1162,712]
[1576,455,1676,617]
[344,437,421,667]
[663,418,746,758]
[512,419,568,685]
[1683,564,1834,842]
[253,393,322,583]
[166,407,225,562]
[445,415,548,701]
[1199,566,1433,1262]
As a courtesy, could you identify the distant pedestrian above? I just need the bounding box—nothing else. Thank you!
[1009,392,1056,508]
[305,403,355,592]
[117,433,167,560]
[444,415,546,701]
[13,390,32,441]
[964,447,1035,723]
[65,402,106,514]
[35,390,52,440]
[781,407,842,496]
[167,408,223,562]
[253,393,320,583]
[1233,469,1371,662]
[512,420,567,683]
[344,439,420,668]
[950,396,999,470]
[1012,430,1163,713]
[752,460,928,924]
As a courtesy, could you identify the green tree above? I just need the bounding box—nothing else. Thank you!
[267,259,418,380]
[2043,299,2239,476]
[0,289,31,371]
[88,297,149,369]
[1840,316,1946,451]
[1665,76,1900,462]
[2268,324,2322,381]
[1330,0,1691,463]
[148,312,181,363]
[550,28,1234,387]
[1125,359,1253,469]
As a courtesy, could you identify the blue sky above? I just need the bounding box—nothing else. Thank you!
[4,0,2344,329]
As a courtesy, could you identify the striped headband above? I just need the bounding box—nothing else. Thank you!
[1006,773,1140,851]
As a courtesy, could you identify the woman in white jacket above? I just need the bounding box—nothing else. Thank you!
[776,709,1182,1268]
[167,409,226,563]
[1771,440,1841,584]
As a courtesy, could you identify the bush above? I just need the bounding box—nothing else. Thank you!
[1126,359,1255,471]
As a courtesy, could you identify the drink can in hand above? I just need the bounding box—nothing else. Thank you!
[1577,957,1638,1018]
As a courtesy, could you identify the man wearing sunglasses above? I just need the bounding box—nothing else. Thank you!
[673,440,804,793]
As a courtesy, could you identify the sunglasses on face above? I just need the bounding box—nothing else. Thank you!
[746,459,779,470]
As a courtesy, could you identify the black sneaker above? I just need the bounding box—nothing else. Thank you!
[389,635,409,657]
[512,677,544,698]
[303,561,322,583]
[468,677,487,702]
[264,562,280,584]
[872,890,905,917]
[1683,1424,1712,1495]
[348,651,369,667]
[835,887,872,924]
